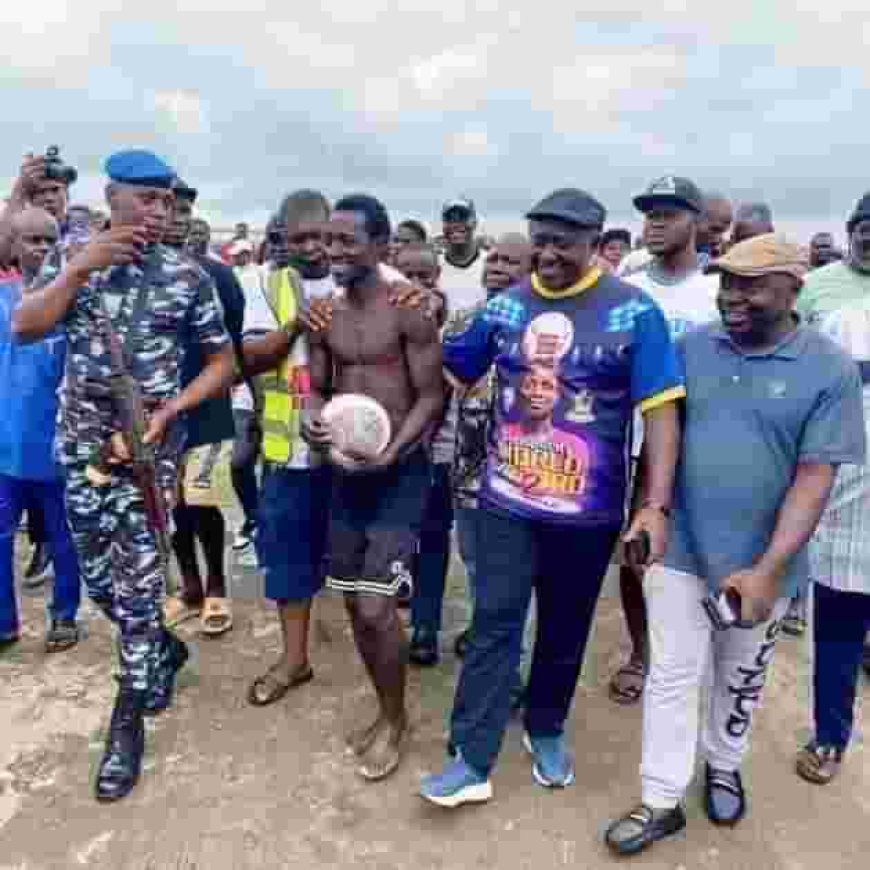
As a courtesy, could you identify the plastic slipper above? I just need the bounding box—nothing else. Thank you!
[357,723,411,781]
[200,597,233,637]
[163,595,202,628]
[247,664,314,706]
[608,659,646,705]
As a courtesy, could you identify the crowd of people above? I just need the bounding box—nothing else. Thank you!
[1,146,869,857]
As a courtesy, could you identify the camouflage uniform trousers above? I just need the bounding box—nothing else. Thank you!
[65,460,176,692]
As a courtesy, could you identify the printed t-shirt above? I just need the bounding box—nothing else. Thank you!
[443,269,684,527]
[665,323,865,598]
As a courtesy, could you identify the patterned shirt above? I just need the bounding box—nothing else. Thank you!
[447,299,495,507]
[38,244,229,468]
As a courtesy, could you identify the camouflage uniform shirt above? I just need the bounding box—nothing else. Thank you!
[41,244,229,480]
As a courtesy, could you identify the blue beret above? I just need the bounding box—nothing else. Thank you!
[104,150,176,189]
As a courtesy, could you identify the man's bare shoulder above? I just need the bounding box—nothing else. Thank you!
[397,303,439,343]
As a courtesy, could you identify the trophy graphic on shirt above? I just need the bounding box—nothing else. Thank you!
[565,388,596,424]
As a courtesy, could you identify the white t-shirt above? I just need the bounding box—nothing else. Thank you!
[617,247,653,278]
[623,261,719,456]
[233,268,338,412]
[439,251,487,319]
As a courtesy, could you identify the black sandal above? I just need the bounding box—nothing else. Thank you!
[45,619,80,653]
[247,664,313,706]
[705,765,746,825]
[605,803,687,856]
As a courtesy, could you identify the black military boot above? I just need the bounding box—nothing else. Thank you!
[144,628,189,716]
[95,683,146,802]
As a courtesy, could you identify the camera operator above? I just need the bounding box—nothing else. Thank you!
[0,147,79,269]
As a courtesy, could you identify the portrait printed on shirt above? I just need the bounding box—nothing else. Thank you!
[489,311,593,516]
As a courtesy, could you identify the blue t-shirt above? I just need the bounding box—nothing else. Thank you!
[0,280,66,481]
[443,271,684,527]
[666,323,866,598]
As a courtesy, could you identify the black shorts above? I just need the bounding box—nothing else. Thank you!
[326,448,430,597]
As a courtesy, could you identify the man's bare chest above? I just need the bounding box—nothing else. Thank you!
[328,307,405,367]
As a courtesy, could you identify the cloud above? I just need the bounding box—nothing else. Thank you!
[2,0,870,230]
[445,126,494,158]
[153,89,206,136]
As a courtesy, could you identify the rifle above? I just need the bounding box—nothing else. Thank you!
[85,282,173,578]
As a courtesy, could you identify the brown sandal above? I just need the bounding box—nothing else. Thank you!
[795,744,843,785]
[164,595,202,628]
[609,659,646,705]
[200,597,233,637]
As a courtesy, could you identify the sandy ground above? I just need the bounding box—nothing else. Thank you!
[1,540,868,870]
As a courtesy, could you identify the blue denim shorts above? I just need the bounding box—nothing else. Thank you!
[257,465,332,603]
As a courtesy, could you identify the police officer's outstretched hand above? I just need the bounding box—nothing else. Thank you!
[69,226,149,276]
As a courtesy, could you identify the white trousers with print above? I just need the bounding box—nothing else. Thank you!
[640,565,790,809]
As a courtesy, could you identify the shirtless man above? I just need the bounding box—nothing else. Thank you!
[303,194,443,781]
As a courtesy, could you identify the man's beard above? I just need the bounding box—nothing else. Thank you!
[289,255,329,280]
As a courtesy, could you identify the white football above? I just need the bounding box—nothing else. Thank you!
[321,394,392,461]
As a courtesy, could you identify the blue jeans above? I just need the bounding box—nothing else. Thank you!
[410,463,454,634]
[0,474,81,637]
[455,505,481,602]
[812,581,870,750]
[456,504,537,681]
[449,508,619,775]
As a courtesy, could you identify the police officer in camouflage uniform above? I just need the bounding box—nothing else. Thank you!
[12,150,234,802]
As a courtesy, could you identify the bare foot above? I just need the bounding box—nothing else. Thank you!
[356,717,410,782]
[346,714,385,757]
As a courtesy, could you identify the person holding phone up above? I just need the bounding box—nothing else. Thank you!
[605,234,866,856]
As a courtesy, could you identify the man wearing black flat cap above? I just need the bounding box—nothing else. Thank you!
[12,149,235,803]
[420,188,684,807]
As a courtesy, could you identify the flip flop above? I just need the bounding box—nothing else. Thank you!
[357,723,412,782]
[247,663,314,706]
[346,715,386,757]
[200,597,233,637]
[608,659,646,705]
[163,595,202,628]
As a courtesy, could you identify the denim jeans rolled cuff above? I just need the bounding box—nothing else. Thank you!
[812,580,870,750]
[410,463,454,634]
[449,508,618,775]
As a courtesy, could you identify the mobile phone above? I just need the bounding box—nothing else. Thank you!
[702,589,742,631]
[625,530,651,567]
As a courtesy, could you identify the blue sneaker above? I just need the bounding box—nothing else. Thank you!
[419,753,493,808]
[523,732,575,788]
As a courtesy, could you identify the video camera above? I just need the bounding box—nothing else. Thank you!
[43,145,78,185]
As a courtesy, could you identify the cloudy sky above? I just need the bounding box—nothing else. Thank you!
[2,1,868,229]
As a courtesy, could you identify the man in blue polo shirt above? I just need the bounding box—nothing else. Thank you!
[0,207,81,652]
[605,234,865,856]
[420,189,684,807]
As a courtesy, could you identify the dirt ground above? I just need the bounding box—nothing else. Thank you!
[1,544,868,870]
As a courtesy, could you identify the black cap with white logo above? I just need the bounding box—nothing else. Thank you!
[633,175,703,214]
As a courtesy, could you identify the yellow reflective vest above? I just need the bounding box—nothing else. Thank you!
[258,266,310,466]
